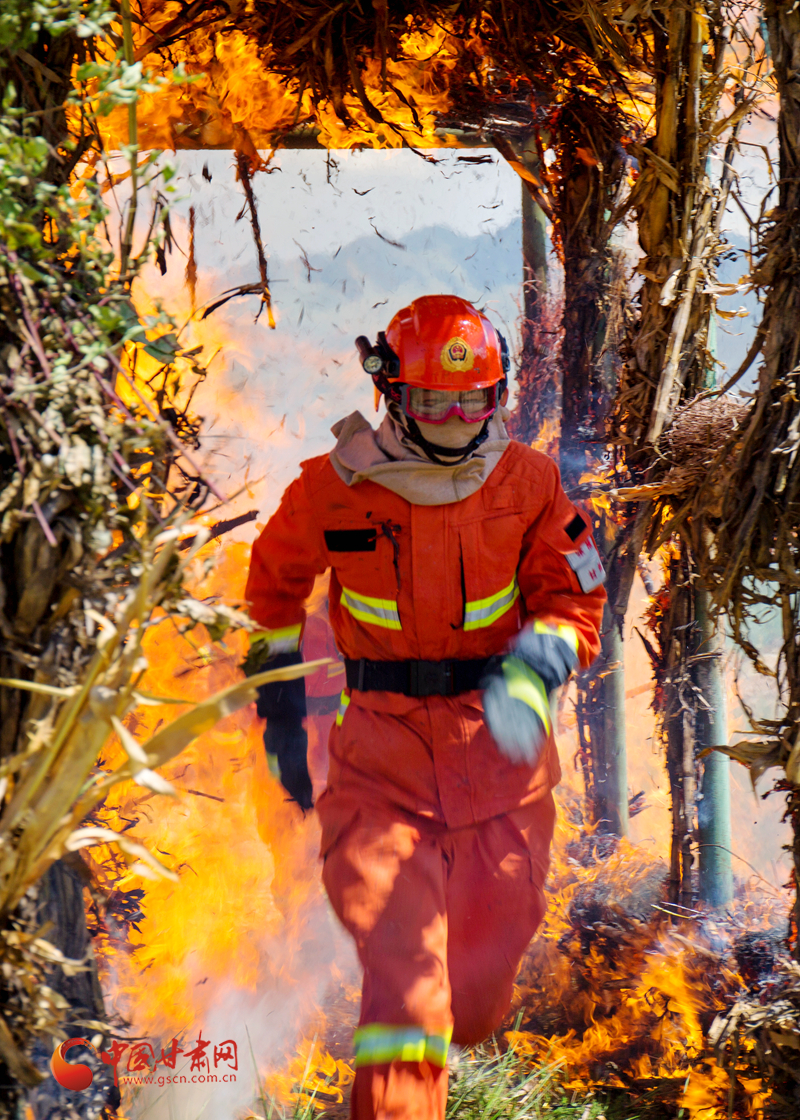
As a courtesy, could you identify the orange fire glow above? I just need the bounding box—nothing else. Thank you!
[505,791,783,1117]
[83,542,359,1116]
[86,10,465,157]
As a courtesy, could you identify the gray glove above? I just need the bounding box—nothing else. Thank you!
[482,622,579,766]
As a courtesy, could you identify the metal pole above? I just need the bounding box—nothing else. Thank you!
[598,607,630,837]
[521,171,547,318]
[695,585,733,907]
[514,141,552,442]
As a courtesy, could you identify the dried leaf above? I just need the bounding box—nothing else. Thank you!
[132,690,189,706]
[65,826,178,881]
[110,715,148,766]
[133,767,176,796]
[0,678,77,698]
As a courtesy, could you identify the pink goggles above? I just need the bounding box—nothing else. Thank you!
[400,384,498,425]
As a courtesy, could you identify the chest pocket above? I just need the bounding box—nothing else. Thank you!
[324,529,377,552]
[459,513,526,632]
[324,520,404,630]
[323,523,383,581]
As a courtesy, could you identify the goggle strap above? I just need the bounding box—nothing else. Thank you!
[402,416,492,464]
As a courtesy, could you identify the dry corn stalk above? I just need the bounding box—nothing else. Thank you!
[0,514,328,1081]
[603,0,766,901]
[0,523,326,914]
[610,1,761,463]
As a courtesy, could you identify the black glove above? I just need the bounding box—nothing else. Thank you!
[264,716,314,810]
[254,651,313,810]
[482,623,579,766]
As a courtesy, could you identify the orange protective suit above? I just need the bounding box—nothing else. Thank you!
[246,440,605,1120]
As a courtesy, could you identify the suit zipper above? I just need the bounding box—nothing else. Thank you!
[451,549,466,630]
[380,521,402,593]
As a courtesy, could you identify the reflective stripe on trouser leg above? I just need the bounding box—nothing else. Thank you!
[353,1025,453,1069]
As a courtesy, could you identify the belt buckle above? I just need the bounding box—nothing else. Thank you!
[409,660,452,697]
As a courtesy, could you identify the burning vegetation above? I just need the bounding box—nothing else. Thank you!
[3,0,800,1119]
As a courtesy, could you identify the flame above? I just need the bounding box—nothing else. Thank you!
[501,766,789,1118]
[261,1036,355,1110]
[85,541,359,1117]
[85,12,465,156]
[83,5,659,160]
[528,415,560,458]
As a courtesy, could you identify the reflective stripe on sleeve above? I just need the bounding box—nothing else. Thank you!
[501,657,552,735]
[340,586,402,630]
[464,577,520,631]
[335,690,350,727]
[353,1024,453,1069]
[249,624,302,655]
[532,619,579,655]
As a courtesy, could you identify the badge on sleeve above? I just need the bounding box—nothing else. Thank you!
[566,538,606,592]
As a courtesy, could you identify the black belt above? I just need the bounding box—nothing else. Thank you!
[344,657,492,697]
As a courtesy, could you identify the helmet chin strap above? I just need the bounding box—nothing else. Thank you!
[401,414,492,465]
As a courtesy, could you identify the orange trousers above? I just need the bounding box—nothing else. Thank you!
[318,789,556,1120]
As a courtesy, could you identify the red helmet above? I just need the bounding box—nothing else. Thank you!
[355,295,509,426]
[384,295,506,390]
[354,295,510,461]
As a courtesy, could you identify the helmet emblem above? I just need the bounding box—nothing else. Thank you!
[440,336,474,372]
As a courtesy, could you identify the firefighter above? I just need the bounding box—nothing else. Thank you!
[245,294,605,1120]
